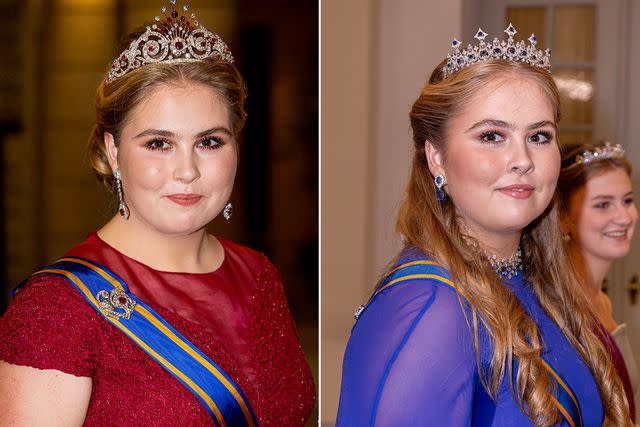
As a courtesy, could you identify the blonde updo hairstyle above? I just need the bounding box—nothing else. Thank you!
[88,30,247,191]
[397,59,631,426]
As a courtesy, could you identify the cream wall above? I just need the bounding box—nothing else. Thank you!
[619,0,640,374]
[321,0,375,422]
[321,0,463,423]
[626,0,640,169]
[372,0,463,273]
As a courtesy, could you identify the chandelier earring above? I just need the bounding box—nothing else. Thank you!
[434,174,446,203]
[223,202,233,221]
[114,169,130,220]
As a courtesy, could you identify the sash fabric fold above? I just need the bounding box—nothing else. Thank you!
[357,260,583,427]
[16,256,258,427]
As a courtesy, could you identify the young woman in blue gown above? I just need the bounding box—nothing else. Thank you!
[337,26,632,427]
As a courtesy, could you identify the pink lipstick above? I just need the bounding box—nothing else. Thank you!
[497,184,534,199]
[167,194,202,206]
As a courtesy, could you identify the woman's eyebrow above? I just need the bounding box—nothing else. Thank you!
[465,119,556,133]
[133,127,233,139]
[527,120,557,131]
[465,119,514,133]
[196,127,233,138]
[134,128,174,138]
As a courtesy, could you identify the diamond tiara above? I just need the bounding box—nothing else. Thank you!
[574,142,625,165]
[106,1,234,85]
[443,23,551,79]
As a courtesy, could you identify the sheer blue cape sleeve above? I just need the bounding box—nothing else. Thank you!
[337,277,492,426]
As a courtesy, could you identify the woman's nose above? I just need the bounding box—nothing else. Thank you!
[507,140,534,175]
[172,149,201,183]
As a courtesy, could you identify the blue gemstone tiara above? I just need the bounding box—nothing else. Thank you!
[443,23,551,79]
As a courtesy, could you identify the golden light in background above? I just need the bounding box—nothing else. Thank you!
[554,76,593,102]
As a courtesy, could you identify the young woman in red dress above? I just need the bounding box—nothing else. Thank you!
[0,3,315,425]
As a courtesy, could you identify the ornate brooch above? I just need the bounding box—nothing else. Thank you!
[96,289,137,320]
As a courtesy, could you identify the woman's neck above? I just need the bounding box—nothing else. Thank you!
[569,244,611,297]
[464,228,522,259]
[97,214,223,273]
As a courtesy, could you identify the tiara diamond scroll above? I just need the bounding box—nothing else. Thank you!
[106,1,234,84]
[443,24,551,79]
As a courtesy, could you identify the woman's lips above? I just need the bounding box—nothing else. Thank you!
[167,194,202,206]
[497,184,534,199]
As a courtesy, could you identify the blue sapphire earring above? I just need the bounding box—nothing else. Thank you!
[434,174,446,202]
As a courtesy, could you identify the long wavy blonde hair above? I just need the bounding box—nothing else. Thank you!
[397,59,631,426]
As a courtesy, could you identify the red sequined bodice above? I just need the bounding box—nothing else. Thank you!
[0,233,315,426]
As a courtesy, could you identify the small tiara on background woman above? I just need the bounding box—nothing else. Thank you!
[106,1,234,84]
[443,23,551,79]
[575,142,625,165]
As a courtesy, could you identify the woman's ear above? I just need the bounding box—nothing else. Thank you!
[424,140,444,176]
[104,132,119,172]
[559,216,572,236]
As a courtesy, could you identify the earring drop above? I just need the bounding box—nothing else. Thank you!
[434,174,446,203]
[223,202,233,220]
[114,169,130,220]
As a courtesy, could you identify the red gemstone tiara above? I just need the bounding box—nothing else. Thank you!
[106,1,234,84]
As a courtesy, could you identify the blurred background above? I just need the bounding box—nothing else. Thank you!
[322,0,640,424]
[0,0,317,423]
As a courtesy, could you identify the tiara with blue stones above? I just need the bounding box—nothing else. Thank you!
[575,142,625,165]
[106,1,234,85]
[443,24,551,79]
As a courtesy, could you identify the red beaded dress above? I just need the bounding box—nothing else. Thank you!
[0,232,316,426]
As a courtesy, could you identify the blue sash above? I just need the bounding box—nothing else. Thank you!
[14,256,258,427]
[356,259,583,427]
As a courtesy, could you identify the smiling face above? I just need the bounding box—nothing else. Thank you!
[566,167,637,264]
[425,75,560,250]
[105,81,237,236]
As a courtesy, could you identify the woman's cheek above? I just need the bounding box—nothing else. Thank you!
[136,164,165,190]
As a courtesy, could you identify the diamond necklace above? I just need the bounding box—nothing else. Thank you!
[487,248,522,279]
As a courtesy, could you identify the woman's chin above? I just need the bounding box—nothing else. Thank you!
[140,215,212,237]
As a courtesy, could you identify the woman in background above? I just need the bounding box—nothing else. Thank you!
[559,141,639,422]
[0,2,315,425]
[337,26,632,426]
